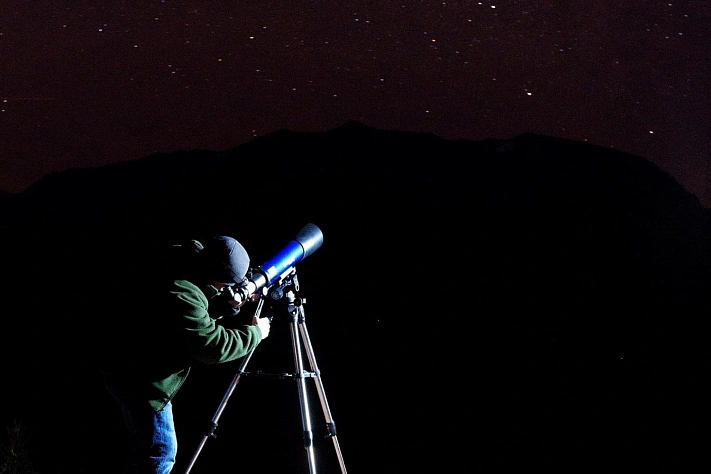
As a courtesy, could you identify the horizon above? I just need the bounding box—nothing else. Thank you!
[3,124,710,210]
[1,2,709,207]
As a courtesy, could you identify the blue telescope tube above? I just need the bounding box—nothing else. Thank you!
[259,223,323,284]
[260,240,306,284]
[231,223,323,304]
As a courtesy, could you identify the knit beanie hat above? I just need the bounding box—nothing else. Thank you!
[200,236,250,285]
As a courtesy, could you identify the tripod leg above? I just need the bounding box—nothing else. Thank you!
[290,317,318,474]
[298,320,348,474]
[182,348,256,474]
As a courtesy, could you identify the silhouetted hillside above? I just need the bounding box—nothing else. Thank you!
[1,122,710,474]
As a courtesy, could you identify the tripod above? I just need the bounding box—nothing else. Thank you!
[183,271,347,474]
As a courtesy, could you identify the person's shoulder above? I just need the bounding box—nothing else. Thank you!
[165,279,211,320]
[170,278,201,293]
[169,279,208,305]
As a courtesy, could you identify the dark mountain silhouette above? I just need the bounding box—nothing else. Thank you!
[1,121,710,473]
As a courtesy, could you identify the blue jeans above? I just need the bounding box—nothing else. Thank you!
[103,372,178,474]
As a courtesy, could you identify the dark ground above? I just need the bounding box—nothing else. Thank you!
[1,122,710,473]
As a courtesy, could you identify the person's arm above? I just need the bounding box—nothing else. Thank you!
[170,280,264,364]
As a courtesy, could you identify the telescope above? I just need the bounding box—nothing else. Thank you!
[184,221,347,474]
[227,223,323,306]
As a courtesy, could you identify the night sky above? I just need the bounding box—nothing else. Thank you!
[1,1,709,207]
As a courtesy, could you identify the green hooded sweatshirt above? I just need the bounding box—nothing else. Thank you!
[102,278,262,412]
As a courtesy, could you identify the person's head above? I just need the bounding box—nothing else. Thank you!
[198,236,250,289]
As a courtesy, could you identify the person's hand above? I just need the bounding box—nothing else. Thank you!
[253,316,271,339]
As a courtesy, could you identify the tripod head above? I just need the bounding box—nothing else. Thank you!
[265,267,299,301]
[257,269,308,325]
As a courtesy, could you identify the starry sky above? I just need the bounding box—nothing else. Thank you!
[1,1,709,207]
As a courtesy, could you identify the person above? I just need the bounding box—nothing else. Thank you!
[99,235,271,474]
